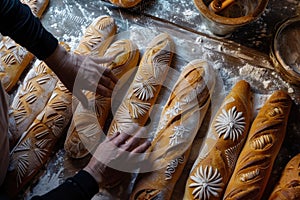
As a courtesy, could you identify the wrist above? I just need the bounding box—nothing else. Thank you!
[83,166,104,186]
[44,43,68,72]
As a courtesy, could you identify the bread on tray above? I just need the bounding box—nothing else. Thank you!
[8,61,58,149]
[223,90,292,200]
[130,60,213,200]
[268,153,300,200]
[64,39,140,159]
[107,33,174,137]
[74,15,117,56]
[183,80,253,200]
[4,80,73,197]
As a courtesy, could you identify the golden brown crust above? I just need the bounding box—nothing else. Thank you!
[130,60,212,200]
[184,80,253,200]
[107,33,174,137]
[268,153,300,200]
[64,39,140,159]
[109,0,142,8]
[4,80,73,197]
[74,15,117,56]
[223,90,292,200]
[8,61,58,149]
[0,37,35,91]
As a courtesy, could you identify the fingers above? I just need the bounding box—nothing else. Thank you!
[96,84,113,97]
[131,140,151,153]
[103,68,118,84]
[108,131,120,141]
[121,127,147,151]
[112,132,132,147]
[90,56,118,83]
[98,75,115,90]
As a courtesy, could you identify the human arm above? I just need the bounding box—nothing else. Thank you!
[0,0,118,105]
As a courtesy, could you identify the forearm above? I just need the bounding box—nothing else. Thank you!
[31,170,99,200]
[0,0,58,60]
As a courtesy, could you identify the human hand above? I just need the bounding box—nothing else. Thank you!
[83,125,151,188]
[44,44,118,107]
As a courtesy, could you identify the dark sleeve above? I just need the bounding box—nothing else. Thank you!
[0,0,58,60]
[31,170,99,200]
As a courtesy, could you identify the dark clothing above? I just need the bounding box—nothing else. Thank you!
[32,170,99,200]
[0,0,58,60]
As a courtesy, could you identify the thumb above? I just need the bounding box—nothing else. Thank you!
[74,90,89,109]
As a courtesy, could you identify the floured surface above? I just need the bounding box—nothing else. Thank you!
[17,0,300,199]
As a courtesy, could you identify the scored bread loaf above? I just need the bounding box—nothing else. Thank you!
[4,80,73,197]
[0,36,35,92]
[268,153,300,200]
[130,60,213,200]
[62,16,117,159]
[64,39,140,159]
[223,90,292,200]
[183,80,253,200]
[109,0,141,8]
[74,15,117,56]
[107,33,174,137]
[8,60,58,149]
[0,0,49,92]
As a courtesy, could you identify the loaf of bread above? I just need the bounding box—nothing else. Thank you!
[183,80,253,200]
[64,39,140,159]
[223,90,292,200]
[0,36,35,92]
[62,16,116,159]
[109,0,141,8]
[130,60,213,200]
[4,80,73,197]
[74,15,117,56]
[107,33,174,137]
[8,60,58,149]
[268,153,300,200]
[0,0,49,92]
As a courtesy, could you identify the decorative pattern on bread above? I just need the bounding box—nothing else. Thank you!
[64,39,140,159]
[8,61,58,149]
[223,90,292,200]
[107,33,174,137]
[4,80,73,197]
[130,60,213,200]
[184,80,253,200]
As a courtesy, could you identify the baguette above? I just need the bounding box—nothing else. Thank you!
[0,36,34,92]
[109,0,142,8]
[130,60,213,200]
[8,60,58,149]
[107,33,174,137]
[62,16,116,158]
[268,153,300,200]
[0,0,50,92]
[223,90,292,200]
[4,80,73,197]
[64,39,140,159]
[183,80,253,200]
[74,15,117,56]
